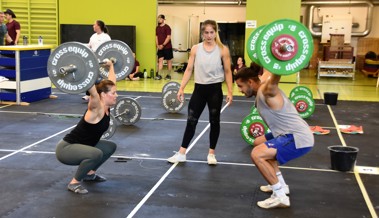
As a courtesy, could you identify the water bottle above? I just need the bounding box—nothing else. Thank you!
[38,36,43,45]
[150,69,154,78]
[143,69,147,79]
[23,36,28,45]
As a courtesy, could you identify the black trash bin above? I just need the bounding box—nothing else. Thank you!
[324,92,338,105]
[328,145,359,172]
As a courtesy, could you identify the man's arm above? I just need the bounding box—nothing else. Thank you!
[260,69,283,110]
[14,29,20,45]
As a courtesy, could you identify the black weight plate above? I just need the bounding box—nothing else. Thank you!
[162,89,185,113]
[96,40,135,81]
[47,42,99,94]
[114,97,141,125]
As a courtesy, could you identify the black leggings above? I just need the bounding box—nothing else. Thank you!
[56,139,117,181]
[181,82,223,149]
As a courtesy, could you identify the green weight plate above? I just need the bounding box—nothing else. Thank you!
[246,25,266,66]
[289,86,313,99]
[250,105,258,115]
[162,89,185,113]
[162,81,180,94]
[290,93,315,119]
[101,114,116,139]
[240,113,269,145]
[256,19,314,75]
[114,97,141,125]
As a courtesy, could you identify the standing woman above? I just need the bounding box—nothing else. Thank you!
[167,19,233,165]
[83,20,111,101]
[88,20,111,52]
[56,60,118,194]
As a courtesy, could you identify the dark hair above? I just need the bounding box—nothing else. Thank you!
[96,20,109,34]
[96,79,115,96]
[238,56,246,65]
[4,9,16,18]
[234,62,261,82]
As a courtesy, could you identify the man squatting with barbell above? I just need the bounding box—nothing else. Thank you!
[55,59,118,194]
[235,63,314,209]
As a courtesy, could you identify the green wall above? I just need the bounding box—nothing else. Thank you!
[59,0,157,73]
[245,0,301,83]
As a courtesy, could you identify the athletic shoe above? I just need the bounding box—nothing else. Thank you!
[67,183,88,194]
[167,151,186,163]
[165,75,171,80]
[309,126,330,135]
[257,193,290,209]
[340,125,363,134]
[207,154,217,165]
[83,174,107,182]
[82,95,89,101]
[154,75,162,80]
[260,184,290,195]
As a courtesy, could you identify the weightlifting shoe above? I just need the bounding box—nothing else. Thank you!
[154,75,162,80]
[257,193,290,209]
[165,75,171,80]
[167,151,186,164]
[67,183,88,194]
[260,184,290,195]
[83,174,107,182]
[207,154,217,165]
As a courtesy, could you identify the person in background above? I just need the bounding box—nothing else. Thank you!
[155,14,173,80]
[0,11,11,45]
[232,56,246,82]
[127,53,143,81]
[56,60,118,194]
[4,9,20,45]
[234,63,314,209]
[167,19,233,165]
[82,20,111,101]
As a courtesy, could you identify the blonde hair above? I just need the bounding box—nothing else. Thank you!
[201,19,224,49]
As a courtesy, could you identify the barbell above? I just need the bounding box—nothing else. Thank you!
[161,81,185,113]
[47,40,135,94]
[246,19,314,75]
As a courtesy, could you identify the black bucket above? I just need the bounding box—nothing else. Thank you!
[324,92,338,105]
[328,146,359,172]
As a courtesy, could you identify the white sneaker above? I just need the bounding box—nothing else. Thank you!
[82,95,89,101]
[257,193,290,209]
[207,154,217,165]
[167,151,186,164]
[260,184,290,195]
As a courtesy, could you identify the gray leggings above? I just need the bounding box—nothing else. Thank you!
[56,139,117,181]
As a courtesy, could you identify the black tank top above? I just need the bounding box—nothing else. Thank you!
[63,110,110,146]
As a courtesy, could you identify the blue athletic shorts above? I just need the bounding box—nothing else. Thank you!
[264,132,312,165]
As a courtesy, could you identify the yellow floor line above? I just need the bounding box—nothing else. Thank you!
[327,104,378,218]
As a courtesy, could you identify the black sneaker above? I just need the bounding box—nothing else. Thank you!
[83,174,107,182]
[154,75,162,80]
[165,75,171,80]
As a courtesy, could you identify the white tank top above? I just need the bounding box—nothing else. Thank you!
[194,42,225,84]
[256,89,314,149]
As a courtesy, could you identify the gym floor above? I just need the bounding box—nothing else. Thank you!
[0,69,378,218]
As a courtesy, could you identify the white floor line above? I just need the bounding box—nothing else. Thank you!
[0,125,75,161]
[0,110,242,125]
[1,148,378,176]
[0,104,12,109]
[327,104,378,218]
[125,102,230,218]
